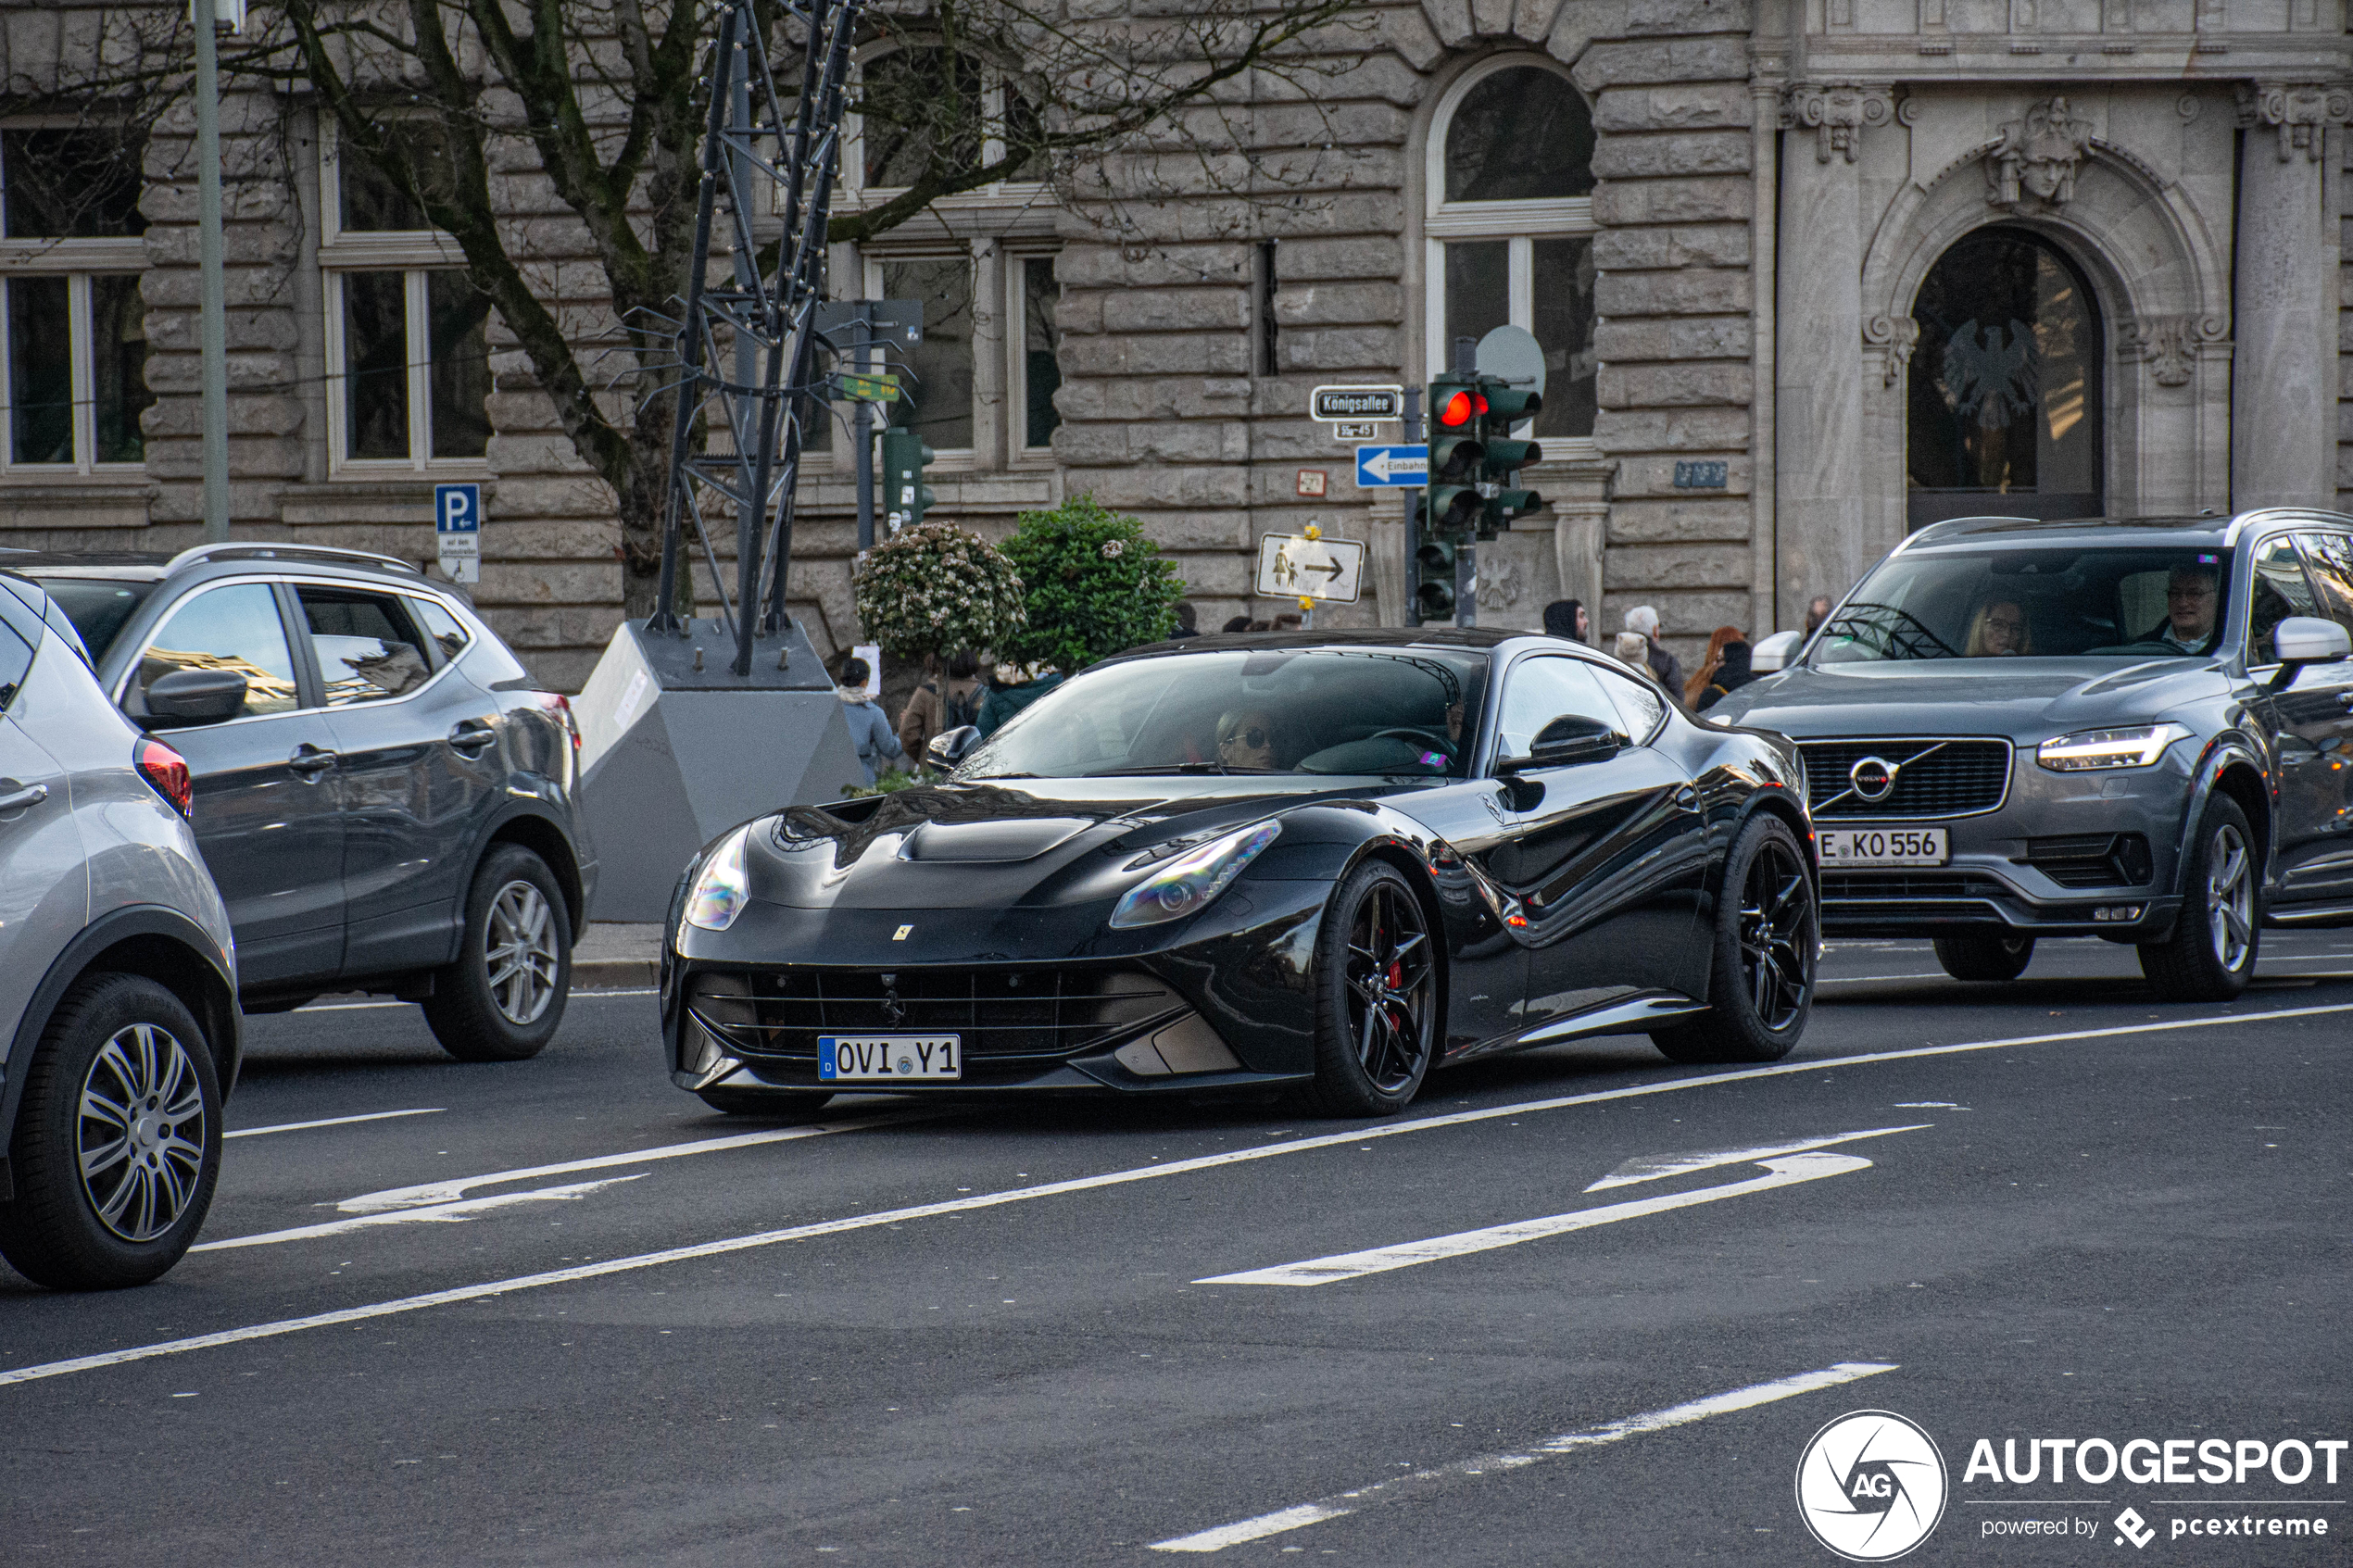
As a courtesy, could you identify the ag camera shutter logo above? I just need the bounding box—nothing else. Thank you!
[1795,1410,1949,1561]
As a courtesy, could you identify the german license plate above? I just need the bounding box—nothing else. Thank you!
[1818,826,1949,867]
[818,1035,961,1082]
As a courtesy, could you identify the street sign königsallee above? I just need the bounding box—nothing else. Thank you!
[1310,384,1403,422]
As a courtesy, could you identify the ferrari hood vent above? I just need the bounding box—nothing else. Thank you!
[898,817,1099,863]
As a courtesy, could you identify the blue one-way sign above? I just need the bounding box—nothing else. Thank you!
[1355,445,1428,487]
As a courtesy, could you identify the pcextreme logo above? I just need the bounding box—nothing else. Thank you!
[1796,1410,1951,1562]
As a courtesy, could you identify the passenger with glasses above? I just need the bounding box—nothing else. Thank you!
[1215,709,1280,771]
[2149,565,2221,654]
[1965,598,2034,657]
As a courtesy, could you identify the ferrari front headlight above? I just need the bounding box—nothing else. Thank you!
[1110,821,1281,929]
[2035,723,2191,772]
[684,825,753,931]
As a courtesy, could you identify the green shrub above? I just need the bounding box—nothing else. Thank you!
[850,521,1027,660]
[1000,495,1184,673]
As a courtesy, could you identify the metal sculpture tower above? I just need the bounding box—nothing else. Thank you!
[650,0,865,677]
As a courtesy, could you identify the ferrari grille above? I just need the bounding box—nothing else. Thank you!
[1799,738,2011,819]
[687,966,1180,1066]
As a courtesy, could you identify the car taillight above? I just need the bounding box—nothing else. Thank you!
[538,691,581,752]
[136,737,193,817]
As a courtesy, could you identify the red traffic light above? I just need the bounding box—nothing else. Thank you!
[1437,390,1475,427]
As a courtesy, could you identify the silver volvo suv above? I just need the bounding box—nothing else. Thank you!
[0,571,239,1290]
[1711,510,2353,1001]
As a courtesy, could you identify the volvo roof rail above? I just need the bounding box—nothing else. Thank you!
[161,542,423,576]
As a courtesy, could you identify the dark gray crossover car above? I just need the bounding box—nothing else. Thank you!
[8,544,597,1060]
[1710,510,2353,1000]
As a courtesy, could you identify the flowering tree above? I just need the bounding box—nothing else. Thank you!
[1000,496,1185,674]
[850,521,1027,660]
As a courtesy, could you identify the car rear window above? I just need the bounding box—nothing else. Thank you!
[37,578,156,661]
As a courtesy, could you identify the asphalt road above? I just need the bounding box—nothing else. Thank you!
[4,934,2348,1566]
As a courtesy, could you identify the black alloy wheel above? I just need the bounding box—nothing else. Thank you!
[2139,793,2259,1002]
[1653,814,1817,1064]
[1932,932,2036,982]
[1304,860,1439,1116]
[0,974,222,1290]
[426,844,573,1062]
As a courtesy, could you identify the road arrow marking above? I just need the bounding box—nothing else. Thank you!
[1196,1149,1890,1286]
[1582,1123,1929,1192]
[193,1176,647,1252]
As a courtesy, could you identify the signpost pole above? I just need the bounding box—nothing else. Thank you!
[853,302,875,553]
[193,0,231,545]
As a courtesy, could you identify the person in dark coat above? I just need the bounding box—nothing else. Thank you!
[1692,641,1756,711]
[1541,599,1590,644]
[1165,602,1200,640]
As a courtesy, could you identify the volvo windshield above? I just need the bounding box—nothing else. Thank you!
[959,646,1491,780]
[1814,546,2235,663]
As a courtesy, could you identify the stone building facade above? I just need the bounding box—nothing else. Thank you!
[2,0,2349,685]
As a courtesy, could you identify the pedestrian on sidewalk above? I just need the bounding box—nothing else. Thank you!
[833,655,904,784]
[1623,605,1683,695]
[898,649,984,766]
[976,661,1062,736]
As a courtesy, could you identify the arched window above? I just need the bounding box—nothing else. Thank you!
[1906,227,2102,529]
[1425,58,1598,447]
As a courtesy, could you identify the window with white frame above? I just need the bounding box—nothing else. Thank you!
[841,45,1060,470]
[0,126,152,472]
[1425,59,1599,450]
[320,124,491,471]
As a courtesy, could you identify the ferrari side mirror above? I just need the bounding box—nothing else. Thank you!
[928,724,981,767]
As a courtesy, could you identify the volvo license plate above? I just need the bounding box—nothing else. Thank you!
[1818,827,1949,867]
[818,1035,962,1081]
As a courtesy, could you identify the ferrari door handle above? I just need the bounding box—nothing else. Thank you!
[287,745,337,779]
[448,721,497,753]
[0,779,48,811]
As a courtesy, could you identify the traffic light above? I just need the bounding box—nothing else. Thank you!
[1475,381,1544,537]
[1425,375,1484,538]
[879,425,935,533]
[1409,495,1457,622]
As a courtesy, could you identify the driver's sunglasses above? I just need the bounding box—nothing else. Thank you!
[1221,725,1272,749]
[1986,617,2026,634]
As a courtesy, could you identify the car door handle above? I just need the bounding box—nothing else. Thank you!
[287,745,337,779]
[448,721,497,752]
[0,779,48,811]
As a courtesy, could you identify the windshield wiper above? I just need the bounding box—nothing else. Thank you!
[1083,762,1285,777]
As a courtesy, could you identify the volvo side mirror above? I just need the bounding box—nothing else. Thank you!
[2269,616,2351,690]
[1750,629,1803,673]
[927,724,981,768]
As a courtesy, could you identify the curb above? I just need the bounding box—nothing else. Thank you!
[573,959,660,991]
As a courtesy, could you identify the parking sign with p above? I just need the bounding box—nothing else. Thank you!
[434,483,482,584]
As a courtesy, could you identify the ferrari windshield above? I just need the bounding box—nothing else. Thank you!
[1814,546,2236,663]
[958,646,1491,780]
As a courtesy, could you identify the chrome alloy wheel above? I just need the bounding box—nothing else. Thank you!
[486,879,561,1025]
[78,1023,207,1242]
[1342,879,1436,1094]
[1737,835,1815,1032]
[2205,822,2254,972]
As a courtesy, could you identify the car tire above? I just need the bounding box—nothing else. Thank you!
[2138,795,2259,1003]
[696,1087,836,1118]
[424,845,573,1062]
[1302,860,1439,1118]
[0,974,221,1290]
[1652,814,1817,1065]
[1931,933,2035,982]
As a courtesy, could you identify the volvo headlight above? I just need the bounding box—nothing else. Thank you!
[684,825,753,931]
[1110,821,1281,929]
[2035,723,2191,772]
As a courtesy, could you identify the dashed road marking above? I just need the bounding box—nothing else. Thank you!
[224,1109,444,1140]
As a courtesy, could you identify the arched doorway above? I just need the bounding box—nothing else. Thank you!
[1906,228,2103,530]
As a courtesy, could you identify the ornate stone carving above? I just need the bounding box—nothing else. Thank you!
[1862,315,1921,386]
[1782,83,1894,164]
[2240,81,2353,162]
[1982,97,2095,211]
[2120,314,2228,386]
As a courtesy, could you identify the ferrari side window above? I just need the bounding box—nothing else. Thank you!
[1493,656,1625,760]
[1592,664,1667,742]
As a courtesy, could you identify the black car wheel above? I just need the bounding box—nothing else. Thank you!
[425,845,573,1061]
[1302,860,1438,1117]
[2139,795,2259,1002]
[1653,814,1816,1064]
[1931,933,2035,982]
[697,1087,835,1118]
[0,974,221,1290]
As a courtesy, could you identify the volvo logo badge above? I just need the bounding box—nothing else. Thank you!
[1849,756,1900,802]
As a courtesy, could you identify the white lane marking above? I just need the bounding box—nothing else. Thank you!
[1148,1361,1901,1551]
[1818,972,1946,985]
[192,1176,645,1252]
[224,1109,444,1140]
[338,1110,939,1213]
[1199,1151,1879,1286]
[290,988,656,1013]
[7,1000,2350,1390]
[1581,1123,1926,1192]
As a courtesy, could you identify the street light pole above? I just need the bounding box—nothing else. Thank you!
[193,0,231,544]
